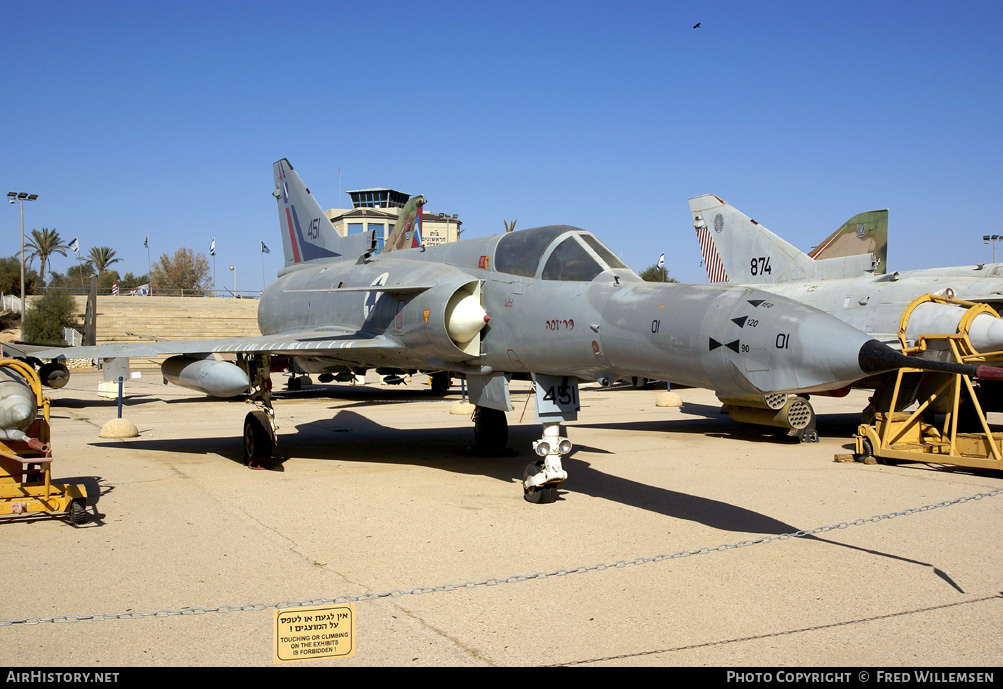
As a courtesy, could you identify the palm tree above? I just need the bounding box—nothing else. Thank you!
[25,228,68,288]
[504,219,517,233]
[88,246,122,274]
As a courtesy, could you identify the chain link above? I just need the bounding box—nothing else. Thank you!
[2,487,999,628]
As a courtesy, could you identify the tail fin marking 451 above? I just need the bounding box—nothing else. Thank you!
[273,159,375,268]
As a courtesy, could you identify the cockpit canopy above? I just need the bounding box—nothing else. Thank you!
[494,226,629,281]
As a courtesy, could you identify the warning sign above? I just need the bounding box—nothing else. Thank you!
[274,604,355,663]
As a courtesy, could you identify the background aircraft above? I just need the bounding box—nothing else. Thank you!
[689,194,1003,344]
[689,194,1003,427]
[806,210,887,272]
[35,163,1002,503]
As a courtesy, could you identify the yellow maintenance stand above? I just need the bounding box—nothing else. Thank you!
[0,359,87,523]
[855,294,1003,471]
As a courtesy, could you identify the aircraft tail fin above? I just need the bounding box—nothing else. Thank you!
[689,194,816,284]
[273,159,375,268]
[383,195,426,253]
[689,195,882,285]
[807,209,888,274]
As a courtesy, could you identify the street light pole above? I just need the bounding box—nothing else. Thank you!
[7,192,38,338]
[983,234,1000,263]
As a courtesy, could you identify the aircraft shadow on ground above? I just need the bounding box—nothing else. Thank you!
[82,407,965,588]
[50,394,166,409]
[77,408,867,535]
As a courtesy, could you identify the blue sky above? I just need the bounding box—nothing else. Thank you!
[3,0,1002,290]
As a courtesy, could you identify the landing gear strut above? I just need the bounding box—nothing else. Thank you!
[523,421,570,504]
[520,374,579,504]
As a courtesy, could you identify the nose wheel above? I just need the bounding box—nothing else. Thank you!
[523,462,559,504]
[522,421,569,503]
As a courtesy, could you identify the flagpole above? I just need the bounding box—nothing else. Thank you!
[145,235,151,296]
[260,241,270,293]
[210,237,216,297]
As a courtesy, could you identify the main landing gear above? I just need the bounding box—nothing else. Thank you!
[473,406,508,451]
[238,354,277,470]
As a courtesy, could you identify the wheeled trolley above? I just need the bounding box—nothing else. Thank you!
[0,359,87,523]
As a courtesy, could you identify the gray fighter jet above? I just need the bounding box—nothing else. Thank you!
[689,194,1003,345]
[36,162,1003,502]
[689,194,1003,430]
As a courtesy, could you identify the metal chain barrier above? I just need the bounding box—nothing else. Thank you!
[3,487,1000,627]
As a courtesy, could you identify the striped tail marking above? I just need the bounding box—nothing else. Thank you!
[696,226,728,283]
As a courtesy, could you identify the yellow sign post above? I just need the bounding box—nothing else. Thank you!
[274,604,355,663]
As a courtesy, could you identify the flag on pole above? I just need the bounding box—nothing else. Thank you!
[68,237,79,255]
[210,238,216,256]
[144,235,149,248]
[260,241,270,254]
[657,252,665,269]
[112,280,119,296]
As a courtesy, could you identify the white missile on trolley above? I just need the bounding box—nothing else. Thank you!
[905,301,1003,355]
[0,367,39,445]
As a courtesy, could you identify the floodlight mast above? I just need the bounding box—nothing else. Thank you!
[7,191,38,338]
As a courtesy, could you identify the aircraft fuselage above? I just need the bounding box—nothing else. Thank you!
[259,227,878,397]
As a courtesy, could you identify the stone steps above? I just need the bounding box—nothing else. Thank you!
[45,295,261,369]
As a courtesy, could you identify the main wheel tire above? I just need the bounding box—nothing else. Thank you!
[473,407,508,451]
[859,437,881,464]
[69,498,88,524]
[243,413,273,469]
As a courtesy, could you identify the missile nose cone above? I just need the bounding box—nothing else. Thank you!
[968,312,1003,353]
[0,394,36,431]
